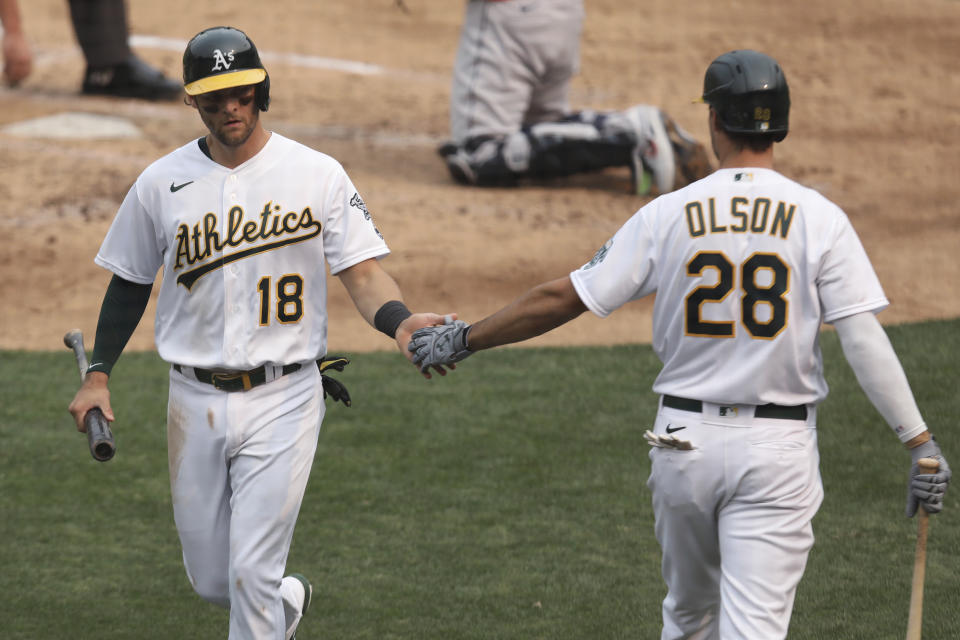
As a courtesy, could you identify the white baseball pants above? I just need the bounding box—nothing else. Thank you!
[167,363,323,639]
[646,401,824,639]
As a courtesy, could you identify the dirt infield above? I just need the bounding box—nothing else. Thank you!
[2,0,958,353]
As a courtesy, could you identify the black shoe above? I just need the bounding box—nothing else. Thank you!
[437,141,459,158]
[82,55,182,101]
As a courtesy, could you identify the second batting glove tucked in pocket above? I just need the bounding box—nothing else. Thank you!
[317,356,351,407]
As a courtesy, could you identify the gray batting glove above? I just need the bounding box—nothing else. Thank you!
[408,320,473,373]
[906,436,951,517]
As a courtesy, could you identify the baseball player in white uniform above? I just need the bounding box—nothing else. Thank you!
[409,50,951,638]
[439,0,711,194]
[68,26,452,639]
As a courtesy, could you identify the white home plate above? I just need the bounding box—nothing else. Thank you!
[1,112,142,139]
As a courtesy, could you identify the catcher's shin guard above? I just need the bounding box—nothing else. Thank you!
[440,111,635,187]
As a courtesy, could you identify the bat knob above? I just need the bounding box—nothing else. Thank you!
[917,457,940,474]
[63,329,83,348]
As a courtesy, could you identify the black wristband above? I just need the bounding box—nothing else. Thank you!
[374,300,413,338]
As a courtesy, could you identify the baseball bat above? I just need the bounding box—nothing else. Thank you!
[63,329,116,462]
[905,457,940,640]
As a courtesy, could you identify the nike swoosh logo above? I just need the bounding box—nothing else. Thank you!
[665,425,686,434]
[170,180,194,193]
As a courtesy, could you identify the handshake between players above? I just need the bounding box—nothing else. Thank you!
[408,317,474,373]
[405,48,951,639]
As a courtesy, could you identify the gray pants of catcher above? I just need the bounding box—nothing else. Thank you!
[444,0,654,186]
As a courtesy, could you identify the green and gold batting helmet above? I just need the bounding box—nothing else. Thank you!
[701,50,789,142]
[182,26,270,111]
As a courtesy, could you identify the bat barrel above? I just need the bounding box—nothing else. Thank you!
[85,408,116,461]
[91,439,116,461]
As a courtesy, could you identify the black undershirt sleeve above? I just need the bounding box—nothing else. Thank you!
[86,275,153,377]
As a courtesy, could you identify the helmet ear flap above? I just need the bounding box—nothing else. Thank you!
[256,75,270,112]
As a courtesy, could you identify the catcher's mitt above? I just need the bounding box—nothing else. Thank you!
[663,113,713,189]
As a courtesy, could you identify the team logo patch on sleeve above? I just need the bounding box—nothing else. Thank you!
[349,193,371,220]
[349,192,383,238]
[582,239,613,270]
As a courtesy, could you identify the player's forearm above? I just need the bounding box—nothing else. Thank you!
[87,275,153,376]
[467,276,586,351]
[338,258,404,327]
[833,312,927,444]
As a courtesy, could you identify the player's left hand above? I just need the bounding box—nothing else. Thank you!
[906,436,951,517]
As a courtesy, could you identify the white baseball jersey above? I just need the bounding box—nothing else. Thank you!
[570,167,888,406]
[95,132,388,369]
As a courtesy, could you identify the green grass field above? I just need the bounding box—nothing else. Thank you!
[2,319,957,639]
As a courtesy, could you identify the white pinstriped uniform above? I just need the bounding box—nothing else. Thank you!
[570,167,888,639]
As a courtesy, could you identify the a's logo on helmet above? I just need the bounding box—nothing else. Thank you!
[211,49,235,72]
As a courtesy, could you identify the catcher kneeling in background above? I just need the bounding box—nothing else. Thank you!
[439,0,711,195]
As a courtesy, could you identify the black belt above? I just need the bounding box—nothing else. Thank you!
[173,363,302,392]
[662,395,808,420]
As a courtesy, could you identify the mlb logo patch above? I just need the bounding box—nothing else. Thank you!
[719,406,738,417]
